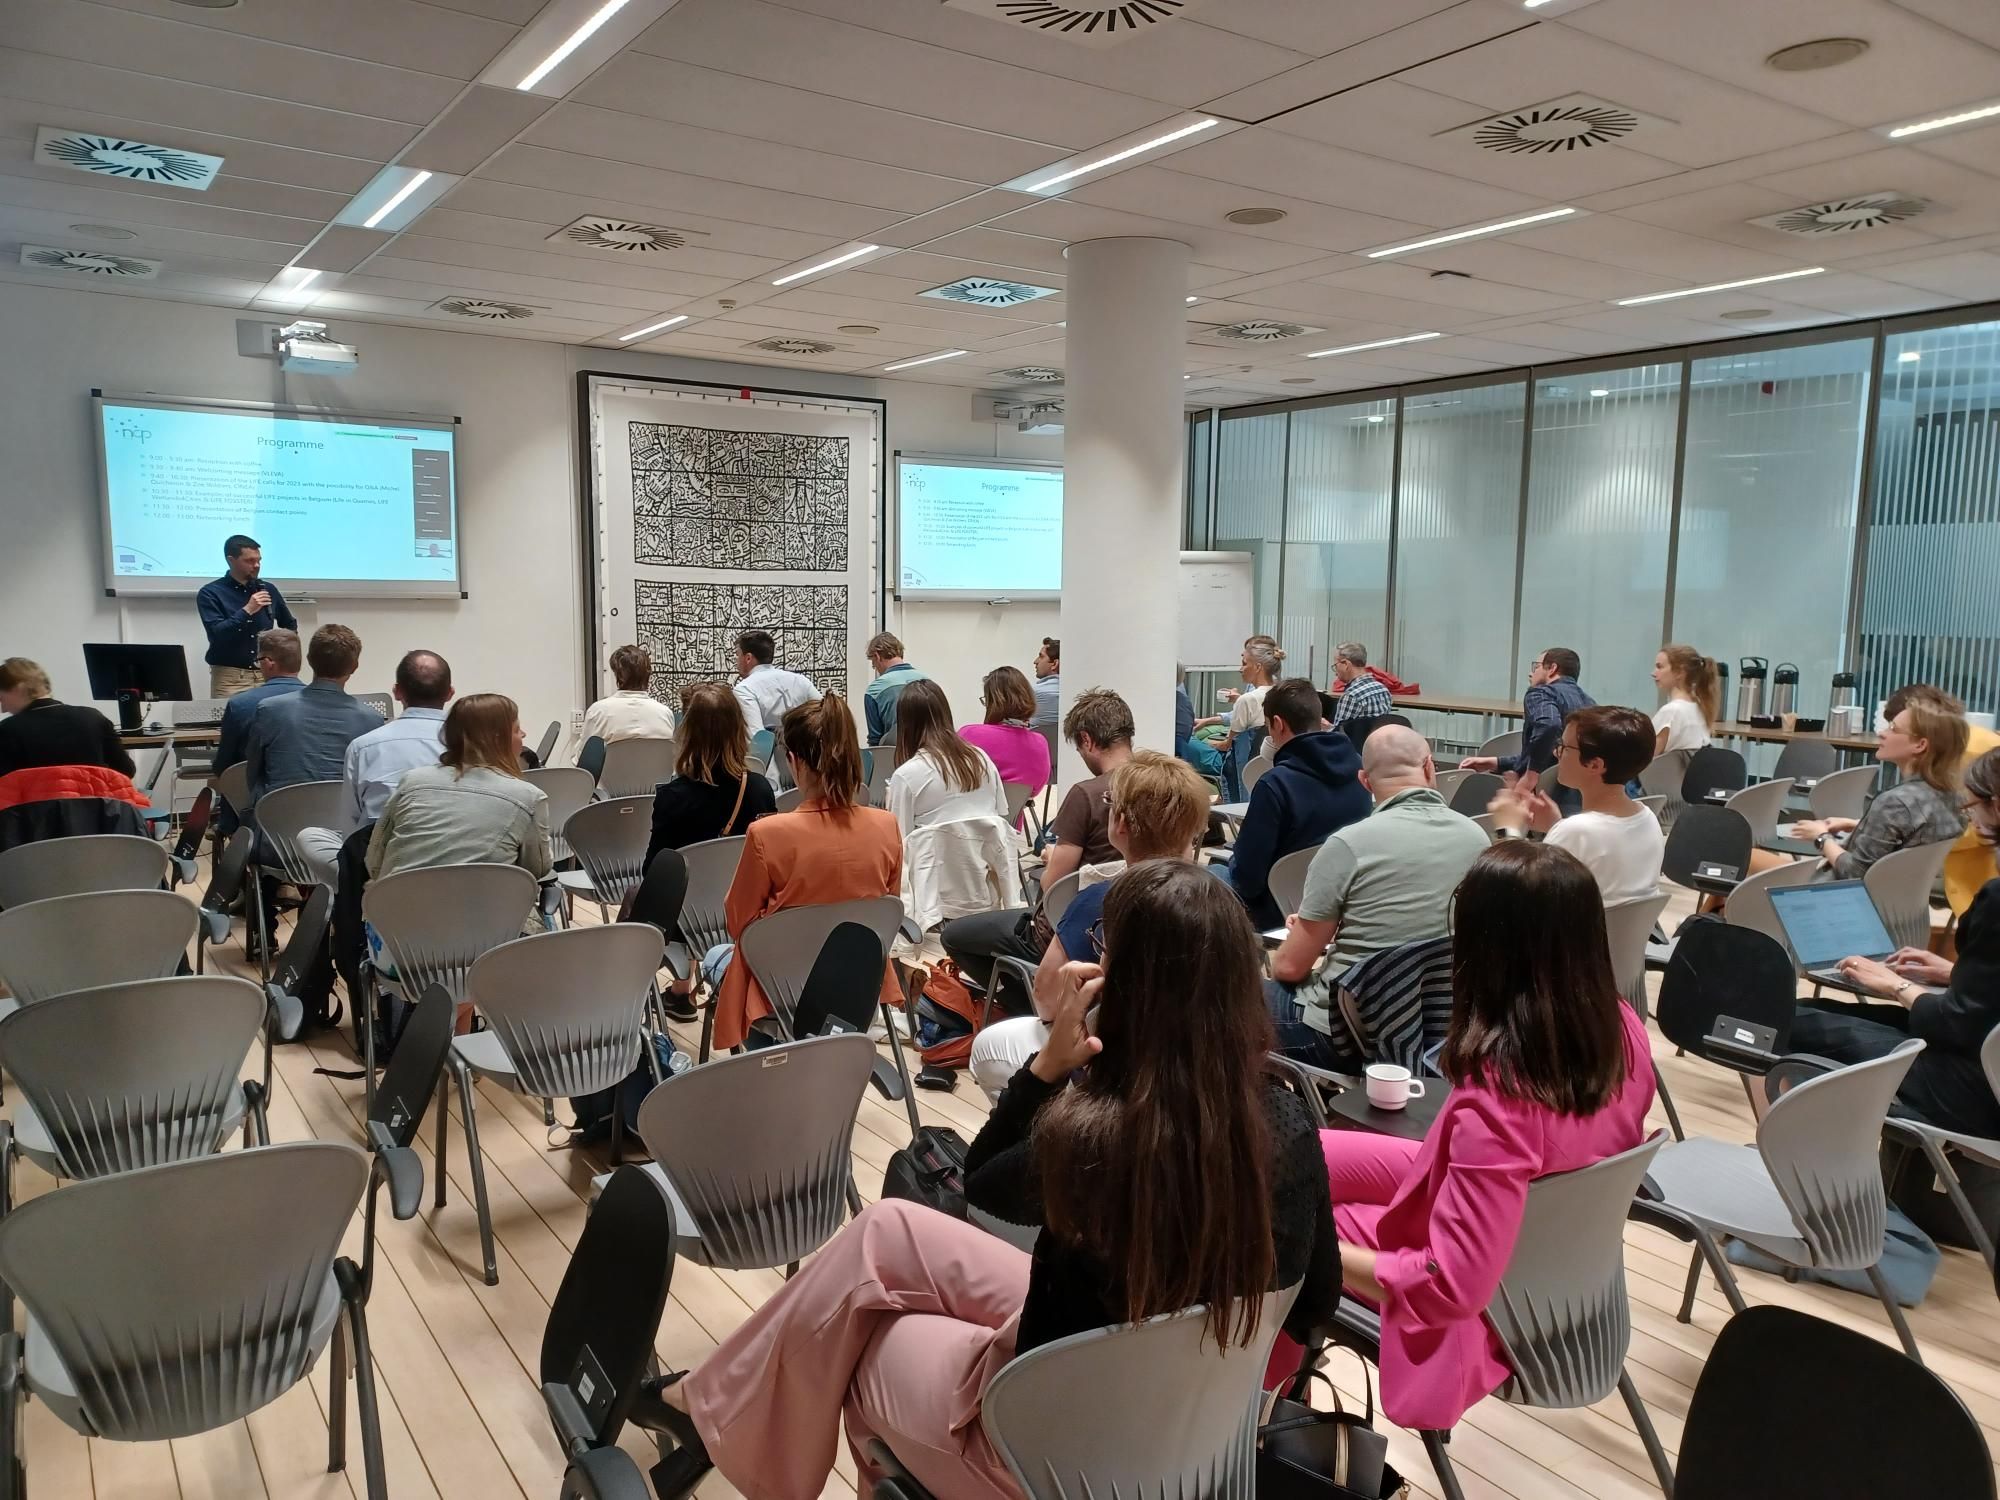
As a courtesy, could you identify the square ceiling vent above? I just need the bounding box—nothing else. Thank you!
[431,297,537,321]
[920,276,1059,307]
[548,215,704,254]
[1440,93,1671,155]
[20,244,161,279]
[1748,191,1931,236]
[943,0,1211,47]
[35,126,223,189]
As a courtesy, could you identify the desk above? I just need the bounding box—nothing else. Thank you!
[117,726,221,750]
[1326,1081,1450,1143]
[1392,695,1523,720]
[1710,718,1878,754]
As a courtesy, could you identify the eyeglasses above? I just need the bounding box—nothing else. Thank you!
[1558,738,1580,755]
[1088,919,1108,960]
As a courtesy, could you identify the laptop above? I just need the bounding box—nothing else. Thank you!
[1767,881,1899,990]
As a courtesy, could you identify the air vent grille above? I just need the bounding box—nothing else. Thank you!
[943,0,1207,47]
[1749,191,1930,236]
[996,366,1065,383]
[432,297,534,320]
[1444,94,1666,155]
[1208,320,1323,343]
[748,337,837,355]
[35,127,223,189]
[550,215,697,253]
[920,277,1059,307]
[20,244,161,278]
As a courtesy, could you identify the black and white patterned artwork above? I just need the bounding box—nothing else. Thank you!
[633,580,849,704]
[630,421,850,571]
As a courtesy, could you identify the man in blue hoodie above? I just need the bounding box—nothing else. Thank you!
[1226,677,1372,929]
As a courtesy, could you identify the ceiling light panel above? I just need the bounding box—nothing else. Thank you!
[615,313,690,342]
[1366,207,1580,259]
[1883,99,2000,139]
[1000,114,1243,197]
[1613,268,1826,306]
[1304,332,1445,359]
[479,0,685,99]
[882,351,969,371]
[770,243,887,287]
[333,164,459,232]
[257,265,325,305]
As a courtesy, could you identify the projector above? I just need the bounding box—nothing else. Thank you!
[275,319,358,374]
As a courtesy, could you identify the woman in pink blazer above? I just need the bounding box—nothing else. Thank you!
[1322,839,1657,1431]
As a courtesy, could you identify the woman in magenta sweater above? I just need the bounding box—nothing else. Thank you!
[1322,839,1656,1430]
[959,665,1051,798]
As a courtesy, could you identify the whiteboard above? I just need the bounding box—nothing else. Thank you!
[1179,551,1254,670]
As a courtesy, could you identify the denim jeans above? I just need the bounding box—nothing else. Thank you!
[1264,979,1346,1071]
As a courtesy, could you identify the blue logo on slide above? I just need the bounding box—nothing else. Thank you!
[111,418,151,444]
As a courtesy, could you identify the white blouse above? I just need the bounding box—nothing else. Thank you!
[886,745,1008,836]
[1653,696,1711,754]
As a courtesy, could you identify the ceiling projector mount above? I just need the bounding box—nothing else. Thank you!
[272,318,358,374]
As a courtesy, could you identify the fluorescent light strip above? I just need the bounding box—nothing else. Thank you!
[290,269,321,292]
[771,244,880,287]
[882,350,968,372]
[1304,332,1444,359]
[363,170,433,229]
[1614,267,1824,306]
[1888,100,2000,138]
[1366,206,1577,259]
[617,313,688,342]
[518,0,630,90]
[1022,119,1218,194]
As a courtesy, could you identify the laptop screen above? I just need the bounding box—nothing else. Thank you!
[1768,881,1897,969]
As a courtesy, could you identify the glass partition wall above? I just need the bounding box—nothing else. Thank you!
[1190,305,1996,724]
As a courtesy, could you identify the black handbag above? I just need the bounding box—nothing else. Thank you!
[1257,1356,1405,1500]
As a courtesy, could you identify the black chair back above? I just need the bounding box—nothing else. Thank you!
[1655,919,1799,1058]
[624,848,689,935]
[1675,1305,1995,1498]
[1340,713,1412,753]
[578,735,608,785]
[370,986,455,1146]
[792,921,892,1039]
[1771,736,1838,784]
[205,827,255,912]
[1661,805,1752,890]
[271,884,332,997]
[1447,772,1504,817]
[1680,746,1748,804]
[535,720,562,767]
[172,786,214,862]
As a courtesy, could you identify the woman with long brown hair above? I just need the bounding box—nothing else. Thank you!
[1650,642,1717,755]
[1318,840,1655,1430]
[366,693,552,880]
[705,693,902,1051]
[647,858,1339,1500]
[959,664,1051,797]
[644,681,776,871]
[886,678,1007,835]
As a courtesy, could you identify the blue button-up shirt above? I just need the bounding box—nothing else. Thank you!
[244,680,384,807]
[197,573,297,668]
[341,706,447,826]
[215,675,303,772]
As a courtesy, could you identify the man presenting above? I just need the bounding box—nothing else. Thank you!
[197,534,297,697]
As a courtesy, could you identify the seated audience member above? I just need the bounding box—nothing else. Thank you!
[887,680,1007,835]
[1756,691,1967,883]
[214,629,304,773]
[731,629,821,733]
[243,624,381,807]
[960,665,1052,797]
[1227,678,1371,930]
[708,694,901,1052]
[1886,685,1996,918]
[1795,746,2000,1139]
[645,681,778,871]
[1216,635,1282,709]
[1489,706,1664,907]
[1029,636,1060,731]
[863,632,927,746]
[366,694,552,883]
[969,750,1211,1100]
[1650,643,1716,756]
[644,859,1340,1500]
[1460,647,1594,815]
[1266,726,1489,1070]
[1174,665,1224,779]
[571,644,676,758]
[1217,646,1282,800]
[936,687,1133,994]
[1321,840,1655,1430]
[0,657,134,779]
[1326,641,1394,729]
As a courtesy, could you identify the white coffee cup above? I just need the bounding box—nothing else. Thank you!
[1365,1063,1426,1111]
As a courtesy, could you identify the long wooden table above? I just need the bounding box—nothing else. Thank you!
[117,726,221,750]
[1391,695,1879,754]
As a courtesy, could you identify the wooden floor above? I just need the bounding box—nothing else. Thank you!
[15,871,2000,1500]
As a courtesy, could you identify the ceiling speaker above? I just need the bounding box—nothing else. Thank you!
[20,244,161,278]
[36,127,223,189]
[1749,191,1930,236]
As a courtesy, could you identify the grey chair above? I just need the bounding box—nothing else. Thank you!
[1041,864,1124,930]
[738,897,905,1039]
[559,795,653,922]
[1864,839,1953,950]
[680,835,747,1061]
[628,1032,875,1275]
[1001,781,1035,827]
[1637,747,1694,830]
[361,863,539,1110]
[1637,793,1669,820]
[445,923,665,1283]
[1433,767,1469,801]
[1266,845,1318,919]
[252,778,348,886]
[774,786,806,813]
[1325,1138,1675,1500]
[1662,805,1753,897]
[1883,1023,2000,1270]
[0,1142,389,1497]
[1478,729,1522,760]
[1722,777,1795,847]
[1603,892,1670,1009]
[597,736,678,799]
[1721,858,1817,959]
[1241,750,1274,794]
[0,834,167,909]
[1772,736,1839,786]
[194,826,256,974]
[1446,771,1503,817]
[527,766,598,864]
[0,888,195,1011]
[1642,1038,1926,1361]
[866,747,895,809]
[354,691,393,721]
[1810,763,1877,822]
[212,760,251,823]
[1469,811,1499,841]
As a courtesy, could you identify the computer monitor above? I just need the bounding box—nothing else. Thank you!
[81,643,192,732]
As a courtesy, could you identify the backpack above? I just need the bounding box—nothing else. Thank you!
[913,959,982,1071]
[566,1032,684,1146]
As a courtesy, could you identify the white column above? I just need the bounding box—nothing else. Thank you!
[1060,236,1191,772]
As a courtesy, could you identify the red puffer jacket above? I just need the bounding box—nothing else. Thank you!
[0,764,150,853]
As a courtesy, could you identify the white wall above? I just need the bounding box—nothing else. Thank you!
[0,278,1061,769]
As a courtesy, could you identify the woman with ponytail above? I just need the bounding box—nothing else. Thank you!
[1651,643,1717,755]
[708,692,902,1050]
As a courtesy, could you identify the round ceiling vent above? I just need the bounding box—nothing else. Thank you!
[921,276,1059,307]
[1213,320,1319,342]
[68,223,138,240]
[1281,377,1315,385]
[1756,193,1929,236]
[22,246,160,277]
[436,298,533,320]
[996,366,1064,383]
[1226,207,1288,225]
[750,337,837,355]
[1766,37,1869,72]
[557,216,687,253]
[1474,103,1639,154]
[38,133,218,185]
[837,324,880,335]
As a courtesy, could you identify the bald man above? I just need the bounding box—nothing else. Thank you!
[1265,725,1493,1068]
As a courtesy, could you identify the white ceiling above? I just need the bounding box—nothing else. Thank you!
[3,0,1999,407]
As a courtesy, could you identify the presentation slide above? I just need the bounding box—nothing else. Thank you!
[897,456,1062,598]
[97,396,462,597]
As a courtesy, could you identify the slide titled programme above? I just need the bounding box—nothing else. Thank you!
[898,460,1062,595]
[100,402,458,583]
